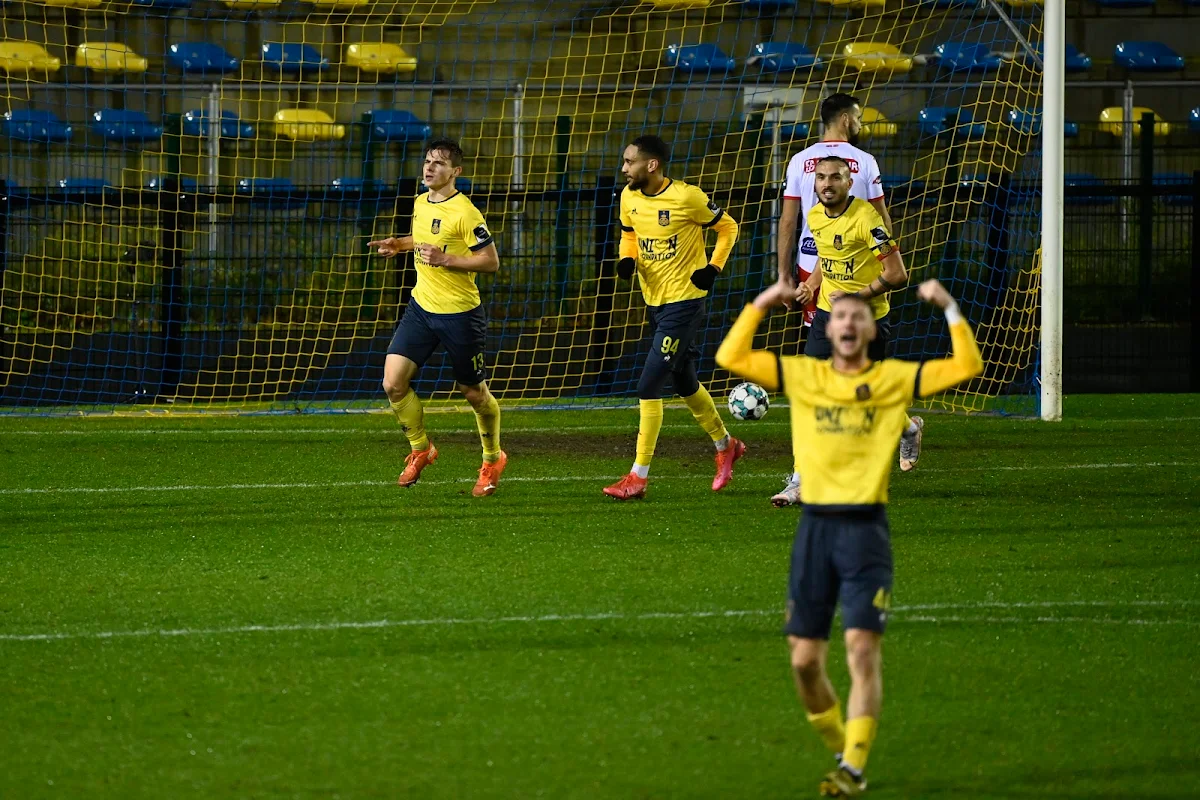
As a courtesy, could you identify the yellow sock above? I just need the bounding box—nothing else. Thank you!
[682,384,729,443]
[635,399,664,467]
[389,389,429,452]
[474,389,502,463]
[842,716,878,773]
[806,702,846,755]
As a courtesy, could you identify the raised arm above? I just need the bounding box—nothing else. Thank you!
[914,280,984,398]
[714,282,787,392]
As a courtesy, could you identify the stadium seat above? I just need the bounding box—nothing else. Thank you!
[1006,109,1080,138]
[664,44,736,75]
[130,0,192,9]
[1154,173,1192,206]
[262,43,329,75]
[1191,107,1200,133]
[935,41,1002,72]
[817,0,886,7]
[182,109,255,139]
[222,0,281,8]
[1113,42,1186,72]
[145,176,199,191]
[1099,106,1170,138]
[2,110,73,143]
[860,107,897,138]
[919,107,986,138]
[236,178,306,209]
[89,109,164,144]
[842,43,913,75]
[1063,173,1113,206]
[57,178,111,197]
[1002,0,1041,6]
[330,177,388,191]
[310,0,369,7]
[746,42,823,72]
[168,42,240,75]
[641,0,711,6]
[273,109,345,141]
[0,42,62,76]
[345,43,418,74]
[364,109,432,143]
[37,0,102,7]
[777,122,811,139]
[75,43,149,74]
[1030,43,1091,73]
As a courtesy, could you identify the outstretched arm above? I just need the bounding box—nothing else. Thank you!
[368,236,414,257]
[714,282,788,392]
[914,280,984,398]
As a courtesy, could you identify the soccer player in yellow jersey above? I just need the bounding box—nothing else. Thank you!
[716,278,983,797]
[603,134,743,500]
[368,139,506,497]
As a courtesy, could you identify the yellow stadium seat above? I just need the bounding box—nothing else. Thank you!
[75,43,148,74]
[860,107,898,138]
[1003,0,1042,6]
[1099,106,1170,138]
[0,42,62,75]
[842,42,914,75]
[273,109,346,141]
[222,0,281,8]
[345,43,418,74]
[34,0,103,7]
[310,0,369,7]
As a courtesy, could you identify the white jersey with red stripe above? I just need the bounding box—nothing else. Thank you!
[782,140,885,324]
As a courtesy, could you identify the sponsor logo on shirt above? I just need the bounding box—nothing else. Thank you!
[804,157,860,174]
[800,236,818,256]
[474,224,490,243]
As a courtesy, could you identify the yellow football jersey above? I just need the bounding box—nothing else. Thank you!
[410,192,494,314]
[619,179,726,307]
[807,197,897,320]
[780,355,920,506]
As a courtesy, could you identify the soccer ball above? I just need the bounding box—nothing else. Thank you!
[728,382,769,421]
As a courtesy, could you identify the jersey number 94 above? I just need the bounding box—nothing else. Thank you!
[728,382,769,421]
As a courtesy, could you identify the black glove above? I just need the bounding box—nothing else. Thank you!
[689,264,720,290]
[616,257,636,280]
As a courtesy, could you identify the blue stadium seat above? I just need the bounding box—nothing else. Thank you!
[364,109,432,143]
[57,178,111,201]
[664,44,736,75]
[330,177,388,191]
[237,177,307,209]
[1155,173,1192,206]
[1191,107,1200,132]
[919,107,986,138]
[182,109,255,139]
[261,42,329,75]
[1095,0,1154,6]
[1006,109,1080,138]
[1032,43,1091,73]
[1114,41,1186,72]
[89,109,163,144]
[778,122,811,139]
[2,109,73,143]
[168,42,240,75]
[935,41,1002,72]
[145,176,199,191]
[747,42,822,72]
[1064,173,1113,206]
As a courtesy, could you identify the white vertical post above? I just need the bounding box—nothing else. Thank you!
[511,83,525,257]
[206,84,220,263]
[1120,80,1134,245]
[1040,0,1065,421]
[768,104,782,264]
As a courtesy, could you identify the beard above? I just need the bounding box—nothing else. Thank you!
[847,130,860,146]
[818,192,847,208]
[626,174,647,191]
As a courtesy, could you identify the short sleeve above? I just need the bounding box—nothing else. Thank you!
[462,202,494,252]
[689,186,725,228]
[862,206,897,260]
[783,155,805,200]
[864,155,884,201]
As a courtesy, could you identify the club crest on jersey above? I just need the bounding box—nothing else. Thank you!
[658,210,670,226]
[431,219,441,234]
[833,234,843,250]
[856,383,871,401]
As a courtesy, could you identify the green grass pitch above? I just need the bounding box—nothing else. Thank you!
[2,395,1198,799]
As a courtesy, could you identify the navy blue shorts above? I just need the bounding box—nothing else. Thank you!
[784,505,894,640]
[387,299,487,386]
[804,308,891,361]
[638,298,706,399]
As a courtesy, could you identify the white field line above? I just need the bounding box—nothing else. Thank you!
[2,602,1198,643]
[3,415,1199,436]
[2,462,1196,497]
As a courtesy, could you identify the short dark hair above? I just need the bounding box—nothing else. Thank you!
[815,155,851,173]
[630,134,671,165]
[424,138,464,167]
[820,93,861,126]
